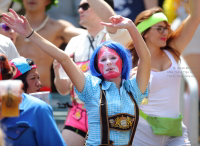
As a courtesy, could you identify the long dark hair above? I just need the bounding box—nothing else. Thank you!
[14,59,35,93]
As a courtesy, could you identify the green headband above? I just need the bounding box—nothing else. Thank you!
[12,0,59,11]
[136,12,168,34]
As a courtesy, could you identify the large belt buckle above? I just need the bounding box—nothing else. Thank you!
[108,113,135,131]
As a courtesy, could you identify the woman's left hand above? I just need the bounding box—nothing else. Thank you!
[2,8,33,37]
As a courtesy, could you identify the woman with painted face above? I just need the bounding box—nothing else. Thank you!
[2,9,150,145]
[9,57,41,94]
[101,0,200,145]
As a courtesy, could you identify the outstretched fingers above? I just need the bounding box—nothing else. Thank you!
[8,8,19,19]
[2,14,14,23]
[109,15,123,24]
[100,22,114,27]
[20,15,28,24]
[2,16,14,29]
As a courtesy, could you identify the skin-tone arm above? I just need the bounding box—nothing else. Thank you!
[87,0,117,34]
[2,9,85,92]
[101,16,151,93]
[143,0,158,10]
[59,19,86,43]
[53,60,71,95]
[169,0,200,54]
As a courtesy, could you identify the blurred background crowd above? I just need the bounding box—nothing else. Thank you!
[0,0,200,145]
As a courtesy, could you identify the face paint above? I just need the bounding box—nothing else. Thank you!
[98,46,122,80]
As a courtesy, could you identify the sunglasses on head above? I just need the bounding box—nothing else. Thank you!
[78,3,90,11]
[0,23,11,31]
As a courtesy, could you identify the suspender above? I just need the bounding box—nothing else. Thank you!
[100,89,110,145]
[99,84,139,146]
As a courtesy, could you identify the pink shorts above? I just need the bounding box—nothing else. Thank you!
[65,103,88,133]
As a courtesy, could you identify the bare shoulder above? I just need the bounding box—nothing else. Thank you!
[57,19,74,27]
[46,18,85,43]
[47,18,75,31]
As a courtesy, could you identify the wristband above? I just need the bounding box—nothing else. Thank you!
[26,30,34,38]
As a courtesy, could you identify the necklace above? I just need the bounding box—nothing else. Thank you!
[24,15,50,42]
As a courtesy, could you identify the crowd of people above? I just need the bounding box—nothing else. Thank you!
[0,0,199,146]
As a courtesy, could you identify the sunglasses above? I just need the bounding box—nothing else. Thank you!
[78,3,90,11]
[0,23,11,31]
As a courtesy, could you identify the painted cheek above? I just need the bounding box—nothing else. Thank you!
[115,57,122,73]
[104,57,122,80]
[99,57,122,80]
[98,61,105,75]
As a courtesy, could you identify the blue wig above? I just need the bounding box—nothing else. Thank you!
[90,41,132,80]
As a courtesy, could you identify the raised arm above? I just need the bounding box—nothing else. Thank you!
[143,0,158,10]
[101,15,151,93]
[2,9,85,92]
[169,0,200,54]
[87,0,117,34]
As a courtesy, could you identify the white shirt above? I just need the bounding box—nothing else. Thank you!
[139,50,182,125]
[0,34,20,61]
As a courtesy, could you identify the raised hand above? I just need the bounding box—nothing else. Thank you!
[2,9,33,37]
[100,15,134,30]
[53,60,61,76]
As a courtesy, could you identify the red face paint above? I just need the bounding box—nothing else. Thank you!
[98,46,122,80]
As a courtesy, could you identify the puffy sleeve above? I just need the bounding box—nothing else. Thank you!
[125,75,148,105]
[75,73,101,103]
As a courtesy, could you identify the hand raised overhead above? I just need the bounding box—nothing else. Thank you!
[2,8,33,37]
[100,15,134,30]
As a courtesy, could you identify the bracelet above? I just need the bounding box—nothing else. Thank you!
[26,30,34,38]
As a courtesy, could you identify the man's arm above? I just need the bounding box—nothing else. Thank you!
[87,0,117,34]
[58,19,86,43]
[143,0,158,10]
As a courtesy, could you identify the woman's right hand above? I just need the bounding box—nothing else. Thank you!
[2,8,33,38]
[53,60,61,76]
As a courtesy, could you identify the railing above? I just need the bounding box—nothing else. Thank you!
[179,56,199,145]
